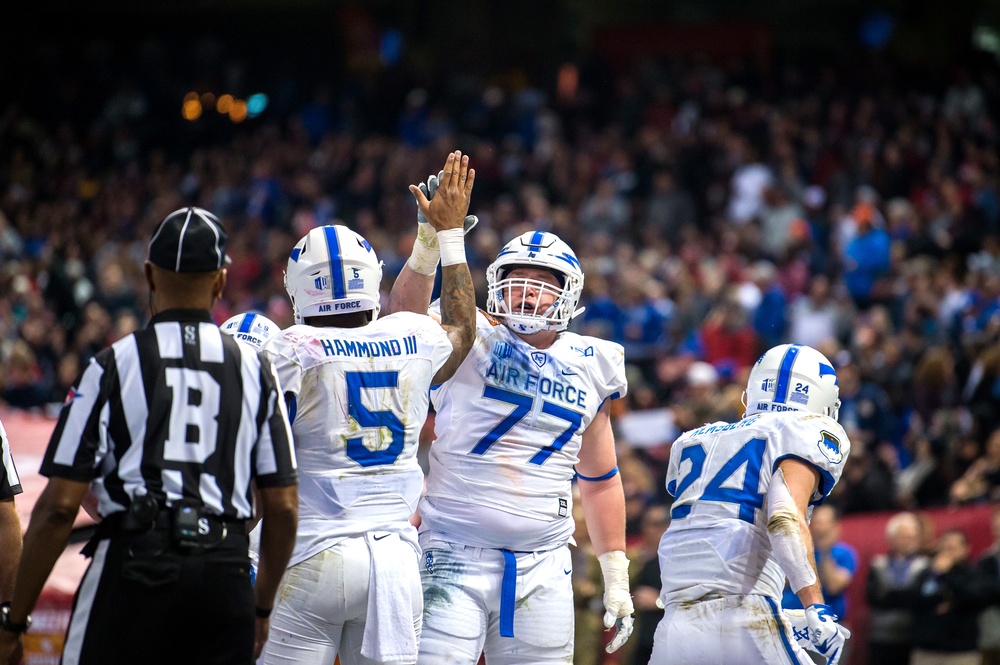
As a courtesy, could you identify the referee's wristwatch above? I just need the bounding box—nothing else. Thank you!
[0,603,31,634]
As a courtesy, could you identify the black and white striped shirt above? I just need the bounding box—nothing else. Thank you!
[41,309,297,520]
[0,419,22,500]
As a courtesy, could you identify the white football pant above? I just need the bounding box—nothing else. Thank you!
[649,594,814,665]
[417,535,574,665]
[260,533,421,665]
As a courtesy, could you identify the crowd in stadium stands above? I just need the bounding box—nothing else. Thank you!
[2,32,1000,663]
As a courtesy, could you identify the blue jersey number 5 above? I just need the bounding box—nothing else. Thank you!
[345,371,405,467]
[669,436,767,523]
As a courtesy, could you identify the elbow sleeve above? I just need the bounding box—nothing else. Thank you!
[766,467,817,594]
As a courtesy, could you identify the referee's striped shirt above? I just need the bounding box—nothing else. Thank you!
[0,419,22,499]
[41,309,297,520]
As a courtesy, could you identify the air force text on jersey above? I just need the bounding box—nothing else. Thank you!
[485,360,587,408]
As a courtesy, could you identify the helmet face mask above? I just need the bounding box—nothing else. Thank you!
[284,225,383,324]
[486,231,584,334]
[743,344,841,420]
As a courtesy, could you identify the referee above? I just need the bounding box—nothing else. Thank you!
[0,419,23,605]
[0,207,298,665]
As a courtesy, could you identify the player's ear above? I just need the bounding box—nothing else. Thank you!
[213,268,228,300]
[144,261,155,292]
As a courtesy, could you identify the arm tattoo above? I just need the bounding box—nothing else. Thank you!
[436,263,477,381]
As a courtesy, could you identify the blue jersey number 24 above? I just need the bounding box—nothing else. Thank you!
[668,437,767,523]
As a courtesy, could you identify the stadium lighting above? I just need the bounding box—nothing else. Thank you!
[217,94,234,114]
[247,93,268,118]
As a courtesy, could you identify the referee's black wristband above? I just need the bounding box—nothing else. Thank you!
[255,606,272,619]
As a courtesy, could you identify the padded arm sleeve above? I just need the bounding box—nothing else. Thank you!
[766,467,817,593]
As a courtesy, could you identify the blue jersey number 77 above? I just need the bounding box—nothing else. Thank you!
[469,386,583,465]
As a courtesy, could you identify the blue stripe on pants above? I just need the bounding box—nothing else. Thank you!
[764,596,806,665]
[500,550,516,637]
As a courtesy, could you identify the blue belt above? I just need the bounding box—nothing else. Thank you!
[500,550,517,637]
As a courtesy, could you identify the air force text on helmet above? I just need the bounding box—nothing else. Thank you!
[317,301,363,312]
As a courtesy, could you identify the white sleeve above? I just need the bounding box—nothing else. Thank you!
[594,339,628,403]
[766,467,818,593]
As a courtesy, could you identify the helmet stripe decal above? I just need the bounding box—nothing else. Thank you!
[819,362,838,386]
[238,313,256,334]
[772,344,802,404]
[527,231,544,253]
[323,226,347,299]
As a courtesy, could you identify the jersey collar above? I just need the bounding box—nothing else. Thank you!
[148,308,215,325]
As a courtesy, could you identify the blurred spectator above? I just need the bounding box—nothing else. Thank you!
[698,299,758,373]
[895,436,952,509]
[578,176,630,237]
[905,528,985,665]
[641,168,696,247]
[786,274,843,349]
[835,352,896,452]
[747,260,787,351]
[951,429,1000,504]
[842,202,892,309]
[866,512,929,665]
[759,182,804,259]
[683,361,721,426]
[977,506,1000,665]
[0,340,49,410]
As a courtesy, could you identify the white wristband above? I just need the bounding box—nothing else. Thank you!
[438,228,467,266]
[407,223,441,276]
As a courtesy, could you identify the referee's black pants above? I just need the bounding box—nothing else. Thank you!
[62,527,253,665]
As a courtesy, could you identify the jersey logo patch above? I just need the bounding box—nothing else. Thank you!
[818,430,843,464]
[493,341,513,359]
[571,345,594,357]
[530,351,547,368]
[63,387,82,406]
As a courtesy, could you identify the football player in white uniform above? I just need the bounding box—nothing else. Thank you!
[649,343,853,665]
[387,215,633,662]
[258,151,477,665]
[220,311,282,587]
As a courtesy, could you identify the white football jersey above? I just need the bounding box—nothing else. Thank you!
[420,310,627,551]
[658,411,851,605]
[262,311,453,566]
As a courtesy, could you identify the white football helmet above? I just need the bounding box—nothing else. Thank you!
[220,312,280,351]
[486,230,585,334]
[284,225,383,324]
[743,344,840,420]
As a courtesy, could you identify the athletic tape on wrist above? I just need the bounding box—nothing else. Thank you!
[438,228,467,266]
[407,224,441,275]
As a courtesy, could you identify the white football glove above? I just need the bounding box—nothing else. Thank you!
[798,604,851,665]
[598,550,635,653]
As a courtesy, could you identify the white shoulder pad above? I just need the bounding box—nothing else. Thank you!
[769,413,851,502]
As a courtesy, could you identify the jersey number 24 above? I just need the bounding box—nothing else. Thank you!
[668,437,766,524]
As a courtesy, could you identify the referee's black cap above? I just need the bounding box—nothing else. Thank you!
[148,207,232,272]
